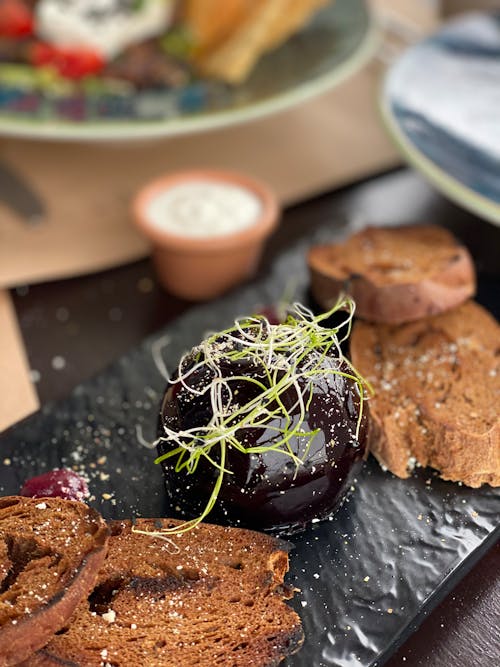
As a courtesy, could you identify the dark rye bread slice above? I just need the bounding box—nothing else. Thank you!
[24,518,303,667]
[350,301,500,487]
[0,496,109,667]
[308,225,476,324]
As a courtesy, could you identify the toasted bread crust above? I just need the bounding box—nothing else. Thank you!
[350,301,500,487]
[308,225,476,324]
[0,497,108,667]
[24,519,303,667]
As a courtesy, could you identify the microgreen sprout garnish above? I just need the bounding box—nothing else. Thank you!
[130,526,180,554]
[151,334,171,382]
[151,296,372,536]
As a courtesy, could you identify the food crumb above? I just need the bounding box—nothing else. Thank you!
[51,356,66,371]
[137,277,154,293]
[3,458,11,466]
[363,576,370,582]
[387,608,393,614]
[102,609,116,624]
[29,369,41,383]
[102,493,113,501]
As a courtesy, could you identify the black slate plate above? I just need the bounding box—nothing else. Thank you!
[1,221,499,667]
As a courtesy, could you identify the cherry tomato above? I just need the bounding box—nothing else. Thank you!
[0,0,34,37]
[30,42,105,80]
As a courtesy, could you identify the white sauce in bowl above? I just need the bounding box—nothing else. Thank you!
[146,181,263,239]
[36,0,174,59]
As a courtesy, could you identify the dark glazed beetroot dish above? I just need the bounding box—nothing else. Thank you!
[157,300,369,535]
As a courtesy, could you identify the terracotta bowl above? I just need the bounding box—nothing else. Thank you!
[133,169,280,301]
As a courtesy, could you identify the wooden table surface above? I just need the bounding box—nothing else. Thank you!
[11,169,500,667]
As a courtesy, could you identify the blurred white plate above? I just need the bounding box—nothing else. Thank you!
[381,11,500,226]
[0,0,377,142]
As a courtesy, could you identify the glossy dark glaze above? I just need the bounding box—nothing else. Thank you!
[157,347,368,534]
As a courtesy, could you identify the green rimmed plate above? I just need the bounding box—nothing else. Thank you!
[380,12,500,227]
[0,0,377,142]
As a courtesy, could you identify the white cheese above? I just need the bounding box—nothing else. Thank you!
[146,181,263,239]
[36,0,174,59]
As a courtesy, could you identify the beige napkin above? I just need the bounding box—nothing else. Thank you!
[0,290,39,432]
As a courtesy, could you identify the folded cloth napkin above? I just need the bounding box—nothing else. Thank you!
[0,290,39,432]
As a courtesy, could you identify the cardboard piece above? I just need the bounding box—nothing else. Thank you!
[0,289,39,432]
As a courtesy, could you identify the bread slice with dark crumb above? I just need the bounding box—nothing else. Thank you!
[350,301,500,487]
[0,496,109,667]
[308,225,476,324]
[23,518,303,667]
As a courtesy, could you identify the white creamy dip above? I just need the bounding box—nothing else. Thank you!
[146,181,263,239]
[36,0,174,59]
